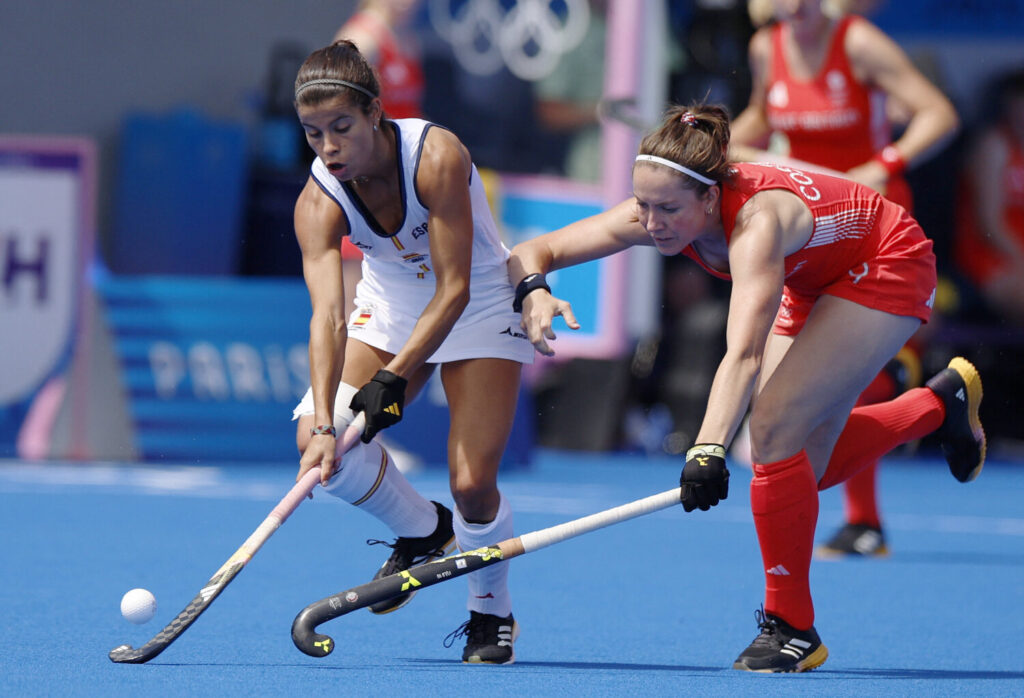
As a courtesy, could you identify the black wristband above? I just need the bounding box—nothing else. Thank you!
[512,273,551,313]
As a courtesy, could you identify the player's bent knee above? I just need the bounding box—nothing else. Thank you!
[449,480,500,521]
[748,406,808,463]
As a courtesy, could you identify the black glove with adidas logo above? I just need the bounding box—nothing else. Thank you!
[350,369,408,443]
[680,443,730,512]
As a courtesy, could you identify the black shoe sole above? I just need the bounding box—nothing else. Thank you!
[732,643,829,673]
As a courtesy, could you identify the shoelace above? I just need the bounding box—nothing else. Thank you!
[749,607,782,648]
[443,614,494,649]
[443,618,475,648]
[366,537,449,570]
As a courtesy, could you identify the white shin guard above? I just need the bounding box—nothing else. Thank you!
[455,493,513,617]
[322,439,438,539]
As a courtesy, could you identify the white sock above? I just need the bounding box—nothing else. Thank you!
[455,493,513,617]
[323,439,437,538]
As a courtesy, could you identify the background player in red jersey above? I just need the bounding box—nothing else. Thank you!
[334,0,425,121]
[729,0,959,556]
[508,103,984,672]
[954,68,1024,327]
[333,1,428,321]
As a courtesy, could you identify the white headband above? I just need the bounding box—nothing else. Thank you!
[634,154,716,186]
[295,78,377,101]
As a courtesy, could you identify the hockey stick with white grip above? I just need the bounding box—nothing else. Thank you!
[109,413,366,663]
[292,485,682,657]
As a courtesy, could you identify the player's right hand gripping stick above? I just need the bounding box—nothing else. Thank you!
[350,369,408,443]
[680,444,730,512]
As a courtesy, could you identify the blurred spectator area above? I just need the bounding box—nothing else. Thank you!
[4,0,1022,453]
[0,1,364,271]
[3,0,1021,272]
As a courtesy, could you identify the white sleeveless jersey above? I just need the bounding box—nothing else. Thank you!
[305,118,534,367]
[310,118,509,283]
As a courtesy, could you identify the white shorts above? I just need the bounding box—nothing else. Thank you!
[292,263,533,420]
[349,262,535,365]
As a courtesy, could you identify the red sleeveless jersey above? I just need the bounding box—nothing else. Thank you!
[682,163,935,327]
[347,11,425,119]
[765,15,911,210]
[955,128,1024,283]
[338,10,427,260]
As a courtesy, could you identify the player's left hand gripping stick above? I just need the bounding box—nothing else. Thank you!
[108,414,366,664]
[680,443,730,512]
[291,486,683,657]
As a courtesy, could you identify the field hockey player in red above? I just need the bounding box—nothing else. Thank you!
[508,103,985,673]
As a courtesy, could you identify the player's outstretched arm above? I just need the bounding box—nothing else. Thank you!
[508,199,649,355]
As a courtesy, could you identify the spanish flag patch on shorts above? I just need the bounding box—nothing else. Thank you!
[353,311,372,326]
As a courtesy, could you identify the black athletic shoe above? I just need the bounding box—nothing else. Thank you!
[443,611,519,664]
[925,357,986,483]
[815,523,889,559]
[733,608,828,673]
[366,501,456,614]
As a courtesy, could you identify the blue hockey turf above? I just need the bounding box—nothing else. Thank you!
[2,449,1022,696]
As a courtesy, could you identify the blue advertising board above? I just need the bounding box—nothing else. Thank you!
[98,276,533,468]
[497,174,630,358]
[99,276,312,462]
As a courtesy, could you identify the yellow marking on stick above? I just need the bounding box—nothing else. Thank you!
[399,570,422,591]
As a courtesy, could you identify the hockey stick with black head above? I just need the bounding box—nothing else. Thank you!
[292,486,682,657]
[109,413,366,664]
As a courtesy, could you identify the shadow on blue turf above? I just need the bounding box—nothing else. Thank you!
[404,658,721,672]
[866,552,1024,567]
[149,660,721,673]
[820,669,1024,681]
[402,660,1024,681]
[142,660,1024,681]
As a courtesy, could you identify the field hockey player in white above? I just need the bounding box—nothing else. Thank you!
[290,40,533,664]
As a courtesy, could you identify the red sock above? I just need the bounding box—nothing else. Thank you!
[838,370,894,528]
[818,387,944,492]
[751,450,818,630]
[843,462,881,527]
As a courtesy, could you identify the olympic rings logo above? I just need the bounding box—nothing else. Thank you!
[428,0,591,81]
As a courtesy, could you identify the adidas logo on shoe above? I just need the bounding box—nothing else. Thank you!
[815,523,889,558]
[955,387,965,402]
[445,611,519,664]
[733,608,828,673]
[780,637,813,660]
[852,529,883,554]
